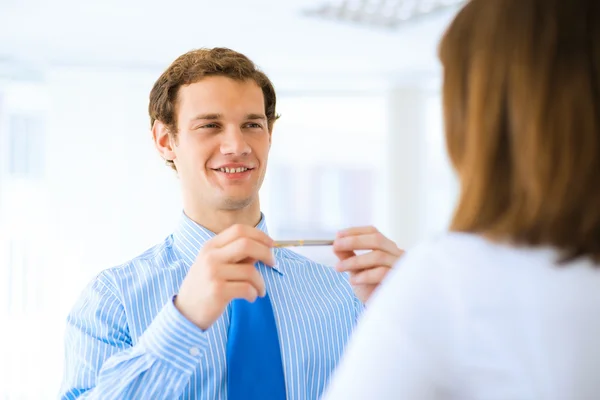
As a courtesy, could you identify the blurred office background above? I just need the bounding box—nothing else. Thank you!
[0,0,462,397]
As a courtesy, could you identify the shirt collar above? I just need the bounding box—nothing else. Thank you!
[172,211,284,275]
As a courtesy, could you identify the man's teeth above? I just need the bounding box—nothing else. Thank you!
[218,167,249,173]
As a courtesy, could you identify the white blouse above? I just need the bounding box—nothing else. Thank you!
[322,233,600,400]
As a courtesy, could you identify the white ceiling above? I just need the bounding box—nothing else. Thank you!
[0,0,458,87]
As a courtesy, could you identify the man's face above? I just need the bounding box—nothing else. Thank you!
[168,76,272,212]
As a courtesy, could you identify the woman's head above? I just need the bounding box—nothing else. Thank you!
[440,0,600,261]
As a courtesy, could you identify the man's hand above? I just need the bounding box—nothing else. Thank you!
[174,224,275,330]
[333,226,404,303]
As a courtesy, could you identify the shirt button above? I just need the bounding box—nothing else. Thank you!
[189,347,200,356]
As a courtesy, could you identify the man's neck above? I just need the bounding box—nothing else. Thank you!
[183,202,263,234]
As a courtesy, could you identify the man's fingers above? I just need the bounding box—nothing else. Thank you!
[215,263,266,296]
[349,267,389,285]
[335,250,397,272]
[217,237,276,266]
[334,232,401,256]
[334,249,356,262]
[222,282,261,303]
[205,224,274,249]
[336,226,379,238]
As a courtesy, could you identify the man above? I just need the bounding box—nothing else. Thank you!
[59,47,403,399]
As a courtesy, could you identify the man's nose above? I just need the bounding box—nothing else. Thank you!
[220,127,251,156]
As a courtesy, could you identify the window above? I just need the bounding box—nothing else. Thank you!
[7,114,44,180]
[262,94,387,242]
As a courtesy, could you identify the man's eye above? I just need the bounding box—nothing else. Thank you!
[246,123,263,129]
[202,123,219,129]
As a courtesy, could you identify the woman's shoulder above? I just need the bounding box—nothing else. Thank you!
[369,232,485,305]
[396,231,493,270]
[381,232,544,295]
[386,231,600,300]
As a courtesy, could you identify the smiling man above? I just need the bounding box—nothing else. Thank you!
[59,48,403,400]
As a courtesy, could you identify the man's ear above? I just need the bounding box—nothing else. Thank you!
[152,120,176,162]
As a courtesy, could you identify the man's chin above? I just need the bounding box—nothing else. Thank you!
[217,195,255,211]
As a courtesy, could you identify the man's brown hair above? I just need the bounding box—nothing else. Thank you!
[439,0,600,262]
[148,47,279,170]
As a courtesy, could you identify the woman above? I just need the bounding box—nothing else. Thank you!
[322,0,600,398]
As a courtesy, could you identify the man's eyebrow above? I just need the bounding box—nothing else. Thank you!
[189,113,266,121]
[246,113,267,121]
[190,113,222,121]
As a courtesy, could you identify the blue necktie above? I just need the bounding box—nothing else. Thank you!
[227,271,286,400]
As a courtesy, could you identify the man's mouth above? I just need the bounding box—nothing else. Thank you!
[214,167,252,174]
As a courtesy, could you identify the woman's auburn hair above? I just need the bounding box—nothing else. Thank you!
[440,0,600,263]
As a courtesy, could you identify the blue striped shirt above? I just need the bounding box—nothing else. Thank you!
[60,213,363,399]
